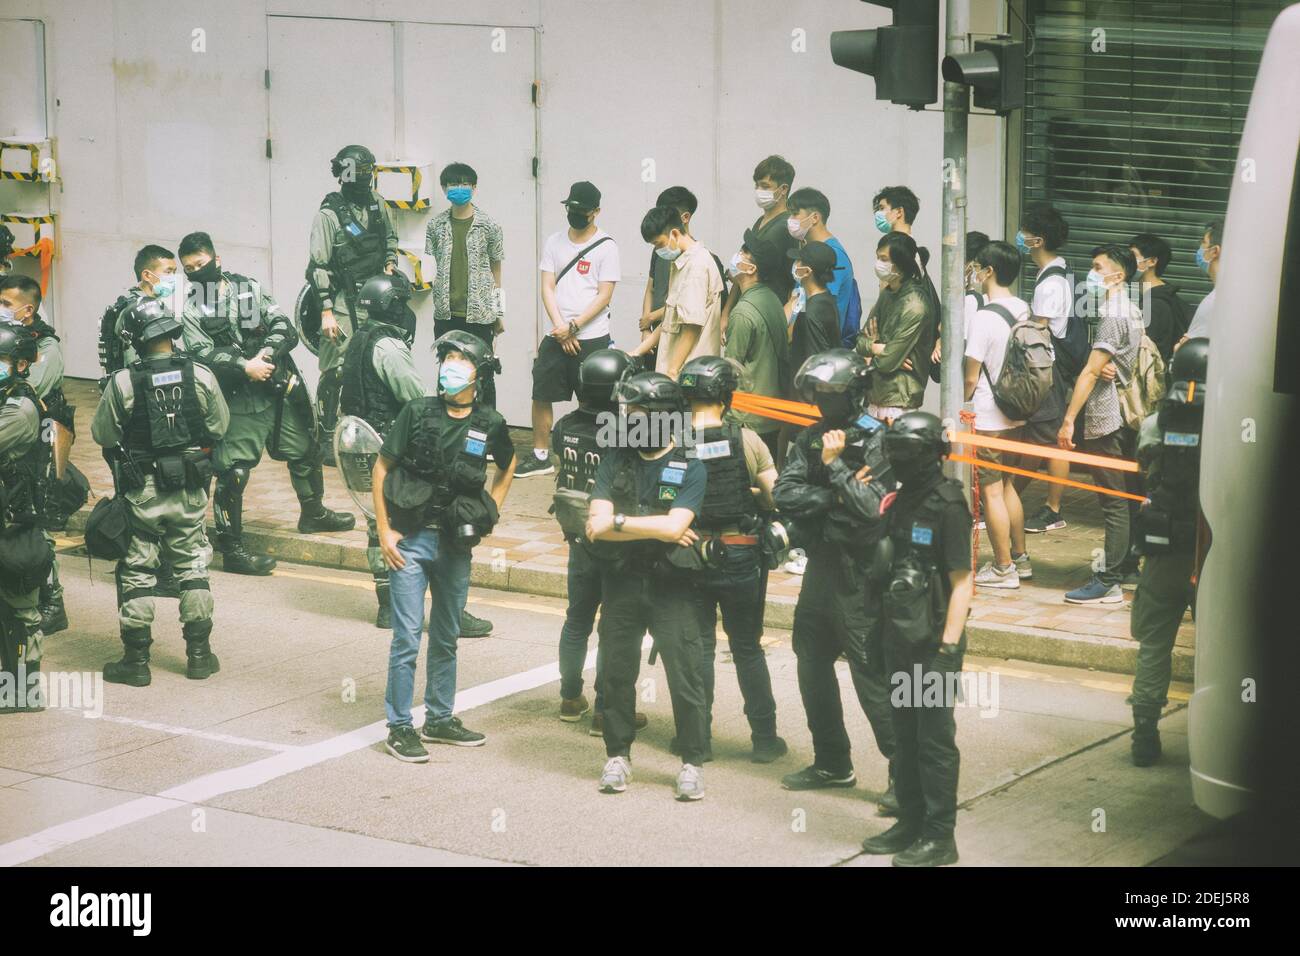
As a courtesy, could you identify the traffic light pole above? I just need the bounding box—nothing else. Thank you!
[940,0,971,493]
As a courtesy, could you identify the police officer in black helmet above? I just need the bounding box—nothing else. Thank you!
[552,348,645,736]
[586,370,710,800]
[861,411,973,867]
[774,349,899,803]
[1128,338,1207,766]
[678,354,786,763]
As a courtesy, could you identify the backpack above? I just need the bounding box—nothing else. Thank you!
[1117,333,1167,432]
[978,303,1054,422]
[841,278,863,349]
[1036,264,1090,380]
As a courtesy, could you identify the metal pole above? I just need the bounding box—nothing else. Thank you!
[940,0,971,492]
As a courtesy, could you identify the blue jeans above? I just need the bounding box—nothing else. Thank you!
[385,527,472,728]
[558,542,605,710]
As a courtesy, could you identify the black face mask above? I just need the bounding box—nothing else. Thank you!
[340,179,372,203]
[567,209,591,230]
[815,392,857,427]
[889,452,942,490]
[187,260,221,287]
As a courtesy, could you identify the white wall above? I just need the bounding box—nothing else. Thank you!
[0,0,1007,423]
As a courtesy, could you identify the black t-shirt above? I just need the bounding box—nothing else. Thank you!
[381,399,515,472]
[790,291,842,390]
[592,446,707,516]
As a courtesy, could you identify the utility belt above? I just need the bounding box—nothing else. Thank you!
[1134,503,1196,556]
[384,464,498,548]
[120,448,213,494]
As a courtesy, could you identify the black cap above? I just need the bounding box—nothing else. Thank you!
[742,228,782,276]
[562,181,601,210]
[788,240,837,276]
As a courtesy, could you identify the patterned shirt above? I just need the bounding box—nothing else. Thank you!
[1083,294,1143,439]
[424,206,505,325]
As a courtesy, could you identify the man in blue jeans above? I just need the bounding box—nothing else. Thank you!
[372,331,516,762]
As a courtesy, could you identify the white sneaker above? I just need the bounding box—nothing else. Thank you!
[975,560,1020,589]
[974,519,986,531]
[675,763,705,801]
[599,756,631,794]
[783,549,807,575]
[1013,552,1033,580]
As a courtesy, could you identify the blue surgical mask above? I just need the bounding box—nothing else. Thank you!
[1195,246,1210,273]
[0,362,10,384]
[446,187,472,206]
[1085,269,1106,293]
[655,242,682,262]
[0,306,15,325]
[1015,231,1029,253]
[874,210,890,234]
[152,274,177,298]
[439,362,473,396]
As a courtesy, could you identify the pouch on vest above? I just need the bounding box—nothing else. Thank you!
[884,557,942,660]
[183,449,214,490]
[552,486,592,540]
[154,453,188,492]
[449,456,486,495]
[83,495,133,560]
[664,542,706,573]
[384,468,435,535]
[0,522,54,593]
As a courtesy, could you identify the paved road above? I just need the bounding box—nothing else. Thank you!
[0,548,1210,867]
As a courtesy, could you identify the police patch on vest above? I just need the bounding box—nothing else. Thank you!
[660,463,686,484]
[151,370,183,387]
[911,523,934,545]
[1163,431,1199,447]
[694,440,731,461]
[345,222,364,238]
[465,428,488,457]
[658,485,678,501]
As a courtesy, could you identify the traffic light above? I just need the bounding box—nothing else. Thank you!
[830,0,940,110]
[941,38,1025,114]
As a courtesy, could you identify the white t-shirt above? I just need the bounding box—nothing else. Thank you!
[539,228,621,340]
[1031,255,1073,339]
[1185,286,1214,340]
[965,295,1030,432]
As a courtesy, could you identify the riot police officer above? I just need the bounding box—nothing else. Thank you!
[860,411,973,867]
[338,272,426,628]
[586,371,710,800]
[1128,338,1207,766]
[773,349,898,803]
[0,324,49,714]
[97,245,179,388]
[0,274,73,636]
[179,232,354,576]
[552,347,647,734]
[92,298,230,687]
[307,145,400,463]
[372,331,515,763]
[678,354,785,763]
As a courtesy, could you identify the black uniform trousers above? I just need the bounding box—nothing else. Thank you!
[791,546,897,776]
[597,563,708,766]
[885,641,962,840]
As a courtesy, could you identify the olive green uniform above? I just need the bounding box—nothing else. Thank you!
[0,389,44,696]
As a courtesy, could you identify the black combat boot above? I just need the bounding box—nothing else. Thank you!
[892,836,959,867]
[375,581,391,630]
[183,620,221,680]
[214,468,277,575]
[861,819,923,855]
[460,609,492,638]
[104,627,153,687]
[297,497,356,534]
[38,585,68,635]
[1131,710,1162,766]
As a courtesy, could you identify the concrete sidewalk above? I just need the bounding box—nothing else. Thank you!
[59,378,1193,679]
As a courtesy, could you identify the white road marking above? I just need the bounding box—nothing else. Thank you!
[57,711,299,753]
[0,642,612,867]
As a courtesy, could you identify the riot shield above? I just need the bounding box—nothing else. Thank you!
[294,282,323,356]
[334,415,383,519]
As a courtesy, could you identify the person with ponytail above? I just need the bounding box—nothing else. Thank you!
[856,232,936,422]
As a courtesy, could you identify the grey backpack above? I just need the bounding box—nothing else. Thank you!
[980,303,1054,422]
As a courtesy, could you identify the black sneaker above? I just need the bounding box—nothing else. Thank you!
[893,837,959,868]
[514,454,555,478]
[1025,505,1066,533]
[781,765,857,791]
[385,726,429,763]
[420,715,486,747]
[460,610,492,638]
[751,735,789,764]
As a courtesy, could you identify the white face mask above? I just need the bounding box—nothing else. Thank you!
[874,259,895,281]
[754,188,778,210]
[727,252,754,278]
[787,215,811,240]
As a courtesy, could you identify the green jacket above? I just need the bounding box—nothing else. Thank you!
[858,275,933,410]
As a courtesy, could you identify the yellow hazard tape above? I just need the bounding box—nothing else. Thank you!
[398,248,432,291]
[385,198,431,211]
[2,213,55,225]
[375,163,424,206]
[0,142,39,173]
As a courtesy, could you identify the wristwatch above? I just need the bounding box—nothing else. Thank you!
[568,320,579,338]
[614,513,626,532]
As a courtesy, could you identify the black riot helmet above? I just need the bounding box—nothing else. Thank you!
[433,329,501,377]
[0,224,14,274]
[793,349,871,426]
[1167,337,1208,409]
[0,322,37,374]
[883,411,949,484]
[679,355,747,407]
[331,145,376,184]
[577,348,633,410]
[121,297,183,351]
[611,370,686,415]
[358,272,415,344]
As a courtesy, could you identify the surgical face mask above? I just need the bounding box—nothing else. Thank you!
[1195,246,1212,273]
[151,273,177,298]
[727,252,754,278]
[874,258,895,281]
[446,186,473,206]
[787,214,812,240]
[0,306,15,325]
[567,209,591,230]
[754,187,779,210]
[1014,231,1030,254]
[792,286,807,315]
[655,235,683,261]
[874,210,891,234]
[439,361,474,397]
[791,263,811,283]
[1085,269,1111,294]
[964,265,979,291]
[0,361,11,384]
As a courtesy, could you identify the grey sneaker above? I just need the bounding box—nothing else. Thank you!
[1012,551,1033,580]
[599,755,632,793]
[975,560,1019,589]
[675,763,705,801]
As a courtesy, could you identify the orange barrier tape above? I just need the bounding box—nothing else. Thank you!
[949,454,1146,502]
[952,430,1139,473]
[731,398,817,427]
[7,238,54,296]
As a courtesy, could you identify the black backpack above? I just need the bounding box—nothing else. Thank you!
[1036,265,1090,379]
[978,303,1055,422]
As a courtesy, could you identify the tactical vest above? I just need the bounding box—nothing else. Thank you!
[122,355,211,458]
[596,445,693,570]
[1141,404,1202,553]
[883,476,966,657]
[193,272,257,350]
[99,289,140,379]
[27,319,72,426]
[322,192,388,297]
[340,321,406,433]
[393,398,496,526]
[688,422,757,532]
[0,379,47,524]
[551,409,604,540]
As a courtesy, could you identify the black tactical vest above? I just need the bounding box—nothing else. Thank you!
[123,356,210,457]
[881,476,966,655]
[598,444,693,569]
[99,289,140,380]
[26,320,71,426]
[0,379,47,524]
[397,398,496,523]
[555,410,604,492]
[689,422,757,531]
[340,321,406,433]
[1145,405,1202,552]
[888,476,965,600]
[193,272,255,350]
[322,192,388,296]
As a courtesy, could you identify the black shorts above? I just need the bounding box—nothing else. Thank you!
[531,333,611,402]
